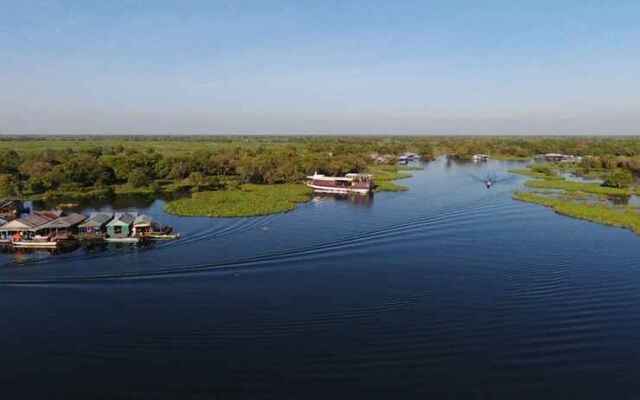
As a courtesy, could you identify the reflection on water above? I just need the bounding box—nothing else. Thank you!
[3,158,640,398]
[0,241,80,259]
[312,193,374,207]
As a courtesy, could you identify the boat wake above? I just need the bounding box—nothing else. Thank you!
[0,197,521,285]
[0,215,277,270]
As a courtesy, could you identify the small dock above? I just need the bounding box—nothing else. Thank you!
[12,240,59,249]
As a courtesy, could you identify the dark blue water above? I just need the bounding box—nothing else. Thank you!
[2,158,640,399]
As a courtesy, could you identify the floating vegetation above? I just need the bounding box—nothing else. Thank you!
[524,179,633,196]
[164,184,312,217]
[508,168,562,180]
[513,192,640,235]
[512,163,640,235]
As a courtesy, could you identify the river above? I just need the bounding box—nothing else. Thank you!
[2,158,640,398]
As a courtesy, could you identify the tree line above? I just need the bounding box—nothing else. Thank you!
[3,136,640,198]
[0,138,434,198]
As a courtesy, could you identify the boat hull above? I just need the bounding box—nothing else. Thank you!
[306,183,371,195]
[105,237,140,244]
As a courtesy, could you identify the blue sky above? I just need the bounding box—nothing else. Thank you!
[2,1,639,135]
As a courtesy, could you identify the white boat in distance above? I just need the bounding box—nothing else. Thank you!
[472,154,489,162]
[306,173,374,195]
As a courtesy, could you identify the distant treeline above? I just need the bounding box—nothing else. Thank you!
[0,137,433,198]
[1,136,640,198]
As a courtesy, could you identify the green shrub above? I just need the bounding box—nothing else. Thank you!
[602,169,634,189]
[127,170,150,188]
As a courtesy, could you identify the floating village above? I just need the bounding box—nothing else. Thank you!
[0,200,178,250]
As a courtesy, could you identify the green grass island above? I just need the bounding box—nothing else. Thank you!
[511,164,640,236]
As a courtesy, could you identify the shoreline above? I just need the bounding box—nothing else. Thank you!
[511,165,640,236]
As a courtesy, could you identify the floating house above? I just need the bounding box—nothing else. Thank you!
[106,212,137,239]
[0,200,22,221]
[132,214,154,236]
[35,213,87,240]
[78,212,114,239]
[133,214,179,240]
[0,210,61,241]
[0,211,61,244]
[306,173,374,195]
[0,209,177,248]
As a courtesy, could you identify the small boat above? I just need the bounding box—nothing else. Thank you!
[133,215,180,241]
[146,232,181,240]
[472,154,489,162]
[9,231,76,249]
[485,179,493,189]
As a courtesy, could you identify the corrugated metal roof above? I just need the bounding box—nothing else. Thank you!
[38,213,87,230]
[133,214,153,226]
[79,212,114,227]
[0,210,59,230]
[107,212,138,226]
[0,200,19,210]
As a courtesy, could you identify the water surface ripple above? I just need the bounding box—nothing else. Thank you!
[2,158,640,398]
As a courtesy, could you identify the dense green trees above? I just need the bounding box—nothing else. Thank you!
[127,170,150,188]
[4,136,640,199]
[2,140,376,197]
[603,169,634,189]
[0,174,19,198]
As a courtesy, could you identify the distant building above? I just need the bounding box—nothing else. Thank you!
[369,153,395,164]
[537,153,583,163]
[472,154,489,162]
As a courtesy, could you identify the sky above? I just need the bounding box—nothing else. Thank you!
[1,0,639,135]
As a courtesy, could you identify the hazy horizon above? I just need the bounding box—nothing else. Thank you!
[2,1,639,135]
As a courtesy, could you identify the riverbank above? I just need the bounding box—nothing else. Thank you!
[524,179,633,196]
[368,166,413,192]
[513,192,640,235]
[511,164,640,235]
